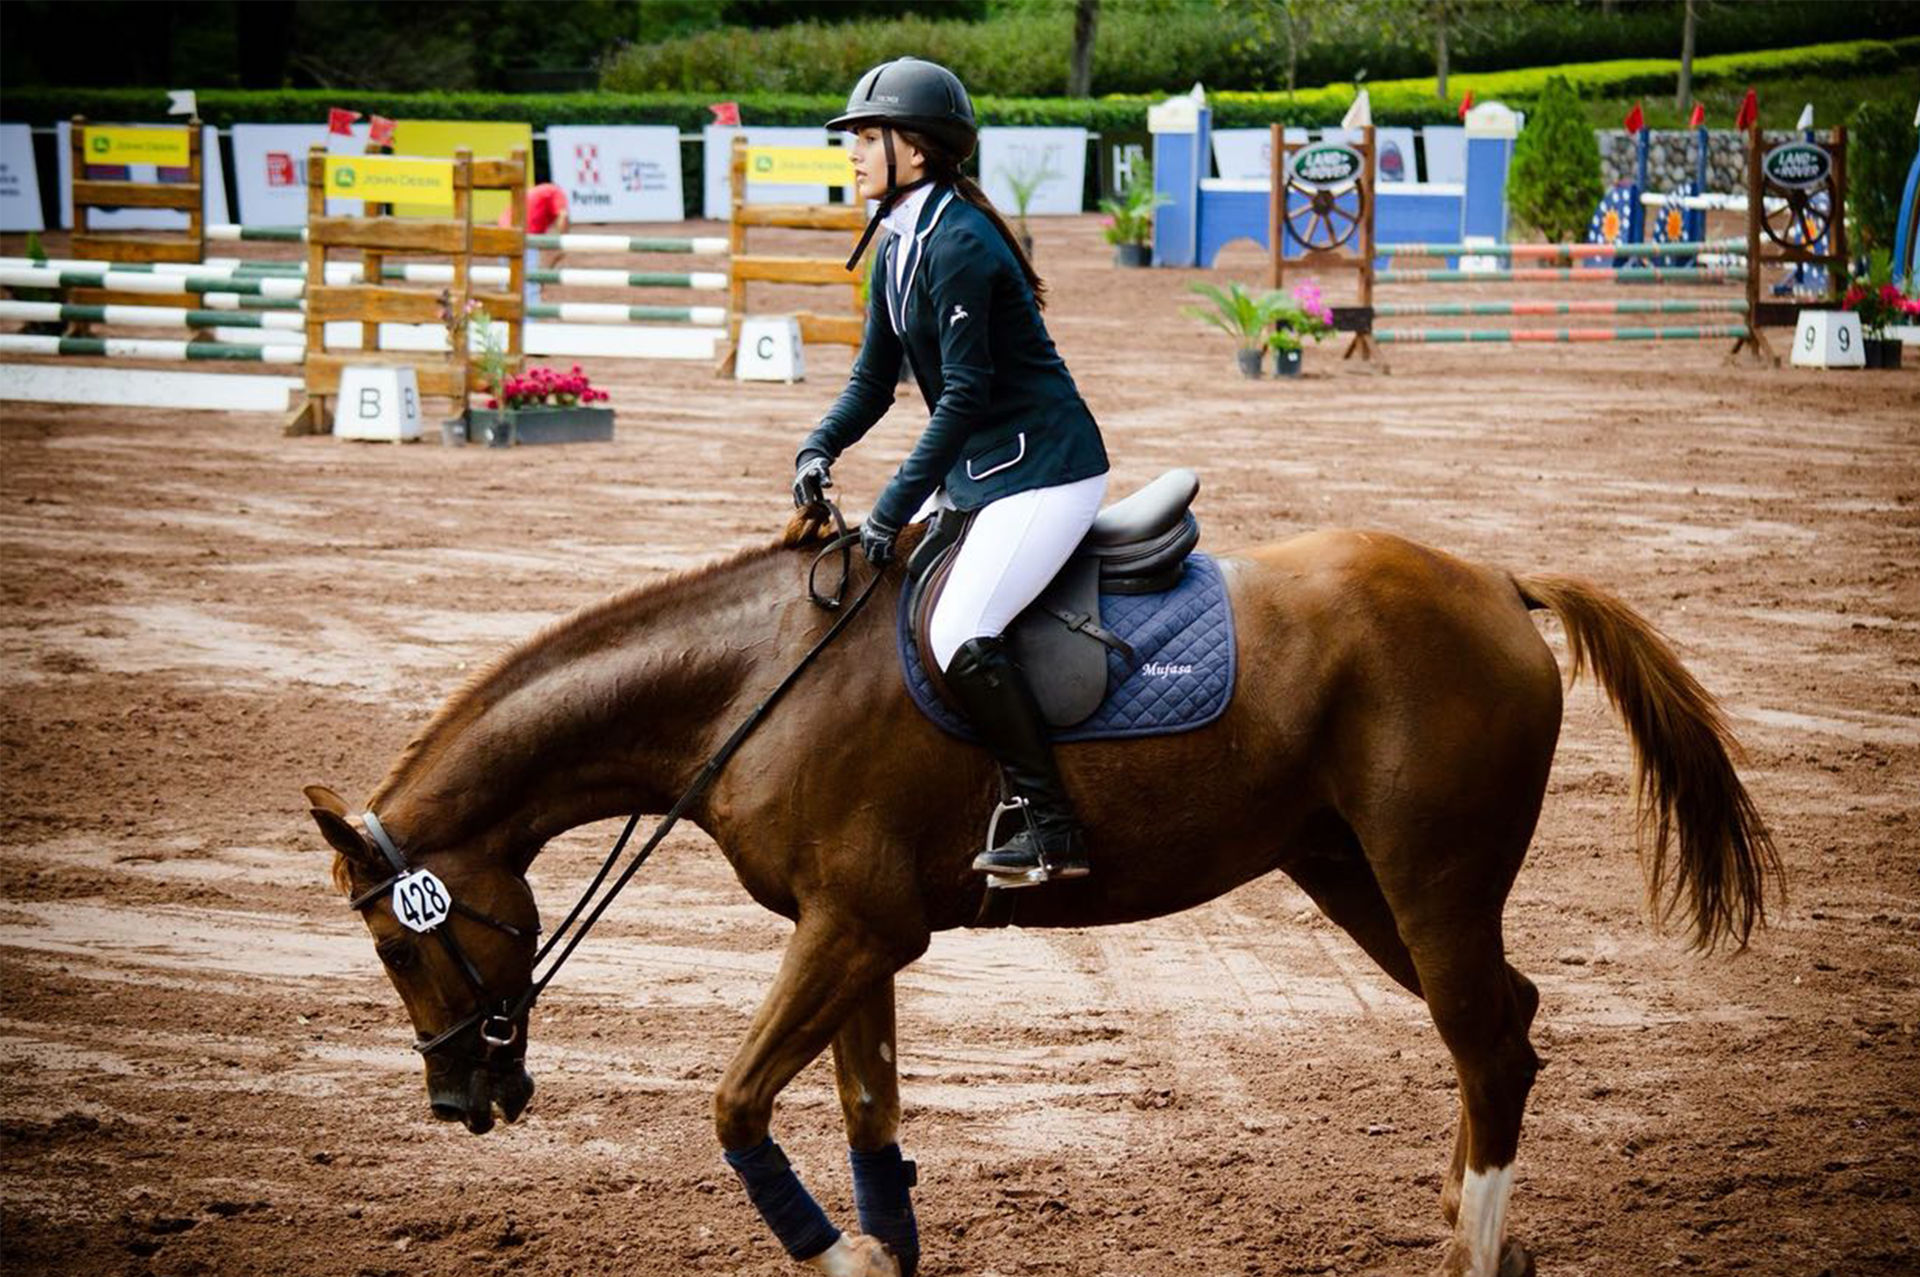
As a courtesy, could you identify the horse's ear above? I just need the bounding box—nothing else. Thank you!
[310,804,379,869]
[305,785,350,816]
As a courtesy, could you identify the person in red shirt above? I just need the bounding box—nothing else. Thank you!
[499,182,570,303]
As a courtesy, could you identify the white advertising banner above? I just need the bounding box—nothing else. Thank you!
[57,121,229,229]
[0,125,46,231]
[1372,128,1417,183]
[702,126,831,219]
[546,125,683,223]
[1212,128,1299,183]
[233,124,320,225]
[978,127,1087,215]
[1421,126,1468,185]
[232,123,382,223]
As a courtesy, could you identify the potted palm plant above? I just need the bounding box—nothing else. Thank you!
[1267,280,1337,376]
[1100,163,1169,267]
[1184,281,1283,378]
[1001,154,1059,257]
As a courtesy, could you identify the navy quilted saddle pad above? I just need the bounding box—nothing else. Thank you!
[897,551,1237,743]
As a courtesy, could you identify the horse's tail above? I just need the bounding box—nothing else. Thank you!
[1514,573,1781,952]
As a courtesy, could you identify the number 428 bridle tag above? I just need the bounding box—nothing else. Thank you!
[391,869,453,933]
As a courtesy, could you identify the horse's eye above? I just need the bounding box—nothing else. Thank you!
[377,939,418,972]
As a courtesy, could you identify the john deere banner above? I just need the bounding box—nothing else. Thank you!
[389,120,533,220]
[545,125,682,223]
[744,147,854,188]
[322,154,455,210]
[85,125,191,167]
[0,125,46,232]
[54,121,229,230]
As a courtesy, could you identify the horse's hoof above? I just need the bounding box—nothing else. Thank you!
[1498,1241,1536,1277]
[1437,1238,1532,1277]
[808,1233,899,1277]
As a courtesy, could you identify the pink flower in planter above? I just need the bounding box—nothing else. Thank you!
[493,362,611,411]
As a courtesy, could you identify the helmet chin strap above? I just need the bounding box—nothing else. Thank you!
[845,125,934,271]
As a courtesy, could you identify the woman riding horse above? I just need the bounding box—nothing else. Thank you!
[792,56,1111,890]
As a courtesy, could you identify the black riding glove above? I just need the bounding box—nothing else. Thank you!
[860,513,899,566]
[792,454,833,509]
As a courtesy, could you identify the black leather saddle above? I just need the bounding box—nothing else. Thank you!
[905,469,1201,727]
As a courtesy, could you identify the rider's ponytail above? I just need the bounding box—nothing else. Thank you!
[901,131,1048,310]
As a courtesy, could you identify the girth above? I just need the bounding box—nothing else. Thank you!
[906,468,1202,728]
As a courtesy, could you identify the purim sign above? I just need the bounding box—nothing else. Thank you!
[545,126,683,223]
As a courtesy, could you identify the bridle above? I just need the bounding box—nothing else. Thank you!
[349,501,882,1065]
[348,809,535,1057]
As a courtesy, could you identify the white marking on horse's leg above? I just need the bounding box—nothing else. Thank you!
[1456,1163,1515,1277]
[804,1233,899,1277]
[878,1042,893,1064]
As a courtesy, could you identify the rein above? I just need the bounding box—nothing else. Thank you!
[351,502,883,1059]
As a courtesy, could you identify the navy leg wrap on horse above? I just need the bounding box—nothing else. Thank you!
[724,1137,841,1261]
[849,1143,920,1276]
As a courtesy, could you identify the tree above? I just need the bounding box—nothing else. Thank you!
[1847,98,1920,255]
[1068,0,1098,98]
[1675,0,1696,110]
[1433,0,1450,100]
[1507,74,1604,244]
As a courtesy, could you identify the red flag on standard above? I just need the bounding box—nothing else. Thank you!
[1623,103,1644,134]
[327,107,361,136]
[1457,89,1475,121]
[708,101,741,127]
[368,115,396,147]
[1688,102,1706,129]
[1734,88,1758,131]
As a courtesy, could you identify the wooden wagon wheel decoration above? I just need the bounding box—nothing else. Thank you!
[1287,183,1366,252]
[1285,141,1370,254]
[1762,187,1831,253]
[1758,139,1836,254]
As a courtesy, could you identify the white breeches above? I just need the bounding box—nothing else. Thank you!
[927,472,1109,673]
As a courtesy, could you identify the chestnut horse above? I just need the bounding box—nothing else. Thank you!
[306,515,1776,1277]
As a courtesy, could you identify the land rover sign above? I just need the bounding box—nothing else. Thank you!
[1288,143,1364,190]
[1762,142,1831,191]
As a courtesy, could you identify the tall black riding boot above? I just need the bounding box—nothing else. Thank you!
[943,636,1090,886]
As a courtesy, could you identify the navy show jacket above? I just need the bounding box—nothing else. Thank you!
[797,186,1109,531]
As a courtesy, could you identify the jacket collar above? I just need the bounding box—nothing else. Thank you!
[884,186,958,335]
[880,183,934,243]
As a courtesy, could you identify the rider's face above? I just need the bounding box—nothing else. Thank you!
[848,127,926,202]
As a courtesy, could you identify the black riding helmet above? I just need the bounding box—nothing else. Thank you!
[828,56,977,162]
[831,57,978,269]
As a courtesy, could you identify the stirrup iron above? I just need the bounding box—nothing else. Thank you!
[981,797,1046,890]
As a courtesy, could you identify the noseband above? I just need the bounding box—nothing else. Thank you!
[347,810,536,1058]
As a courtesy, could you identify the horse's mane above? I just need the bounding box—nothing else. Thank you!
[369,516,836,808]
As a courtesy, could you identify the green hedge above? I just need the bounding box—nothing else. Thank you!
[9,37,1909,133]
[600,0,1920,98]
